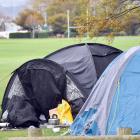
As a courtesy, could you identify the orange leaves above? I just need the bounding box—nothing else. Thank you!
[15,9,44,27]
[74,0,140,38]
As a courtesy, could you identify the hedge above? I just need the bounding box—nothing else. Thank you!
[9,32,32,38]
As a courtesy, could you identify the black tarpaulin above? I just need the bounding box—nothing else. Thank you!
[1,59,66,127]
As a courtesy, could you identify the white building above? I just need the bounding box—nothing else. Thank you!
[0,18,26,38]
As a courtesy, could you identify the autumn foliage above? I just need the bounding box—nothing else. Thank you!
[16,0,140,37]
[15,9,44,30]
[75,0,140,37]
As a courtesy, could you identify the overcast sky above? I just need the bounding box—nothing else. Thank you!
[0,0,28,7]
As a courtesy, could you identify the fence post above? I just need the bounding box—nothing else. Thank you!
[117,127,132,135]
[28,127,42,137]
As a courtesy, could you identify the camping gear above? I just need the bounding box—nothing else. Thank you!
[45,43,122,97]
[48,114,60,125]
[1,43,122,128]
[52,127,60,133]
[57,100,73,124]
[1,59,66,127]
[0,123,9,128]
[45,43,122,117]
[70,46,140,136]
[49,108,57,118]
[49,100,73,125]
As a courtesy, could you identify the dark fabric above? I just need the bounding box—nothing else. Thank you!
[1,73,17,113]
[69,98,85,119]
[7,95,39,127]
[87,43,122,56]
[46,45,97,98]
[44,43,122,118]
[17,59,66,121]
[1,59,66,127]
[18,69,64,120]
[45,43,122,99]
[87,43,122,78]
[93,53,121,78]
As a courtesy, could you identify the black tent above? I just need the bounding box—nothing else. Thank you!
[1,43,122,127]
[45,43,122,117]
[1,59,66,127]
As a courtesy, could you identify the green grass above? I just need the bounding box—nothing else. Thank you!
[0,129,27,140]
[0,36,140,139]
[0,128,68,140]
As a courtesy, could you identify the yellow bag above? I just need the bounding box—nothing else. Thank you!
[57,100,73,124]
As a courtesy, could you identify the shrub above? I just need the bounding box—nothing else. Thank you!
[116,31,127,36]
[34,31,55,38]
[9,32,32,38]
[135,28,140,35]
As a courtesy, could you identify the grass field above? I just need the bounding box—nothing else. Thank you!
[0,128,68,140]
[0,36,140,139]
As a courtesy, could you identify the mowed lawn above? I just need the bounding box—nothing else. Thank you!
[0,36,140,139]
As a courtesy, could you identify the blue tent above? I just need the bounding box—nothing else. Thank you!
[70,46,140,135]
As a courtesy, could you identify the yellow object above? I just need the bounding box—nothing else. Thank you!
[57,100,73,124]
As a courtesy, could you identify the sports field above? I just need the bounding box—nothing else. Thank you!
[0,36,140,139]
[0,36,140,104]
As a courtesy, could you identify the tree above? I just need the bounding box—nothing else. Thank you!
[15,9,44,31]
[30,0,140,37]
[74,0,140,38]
[47,13,66,34]
[31,0,89,35]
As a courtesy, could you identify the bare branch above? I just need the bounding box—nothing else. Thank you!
[109,5,140,19]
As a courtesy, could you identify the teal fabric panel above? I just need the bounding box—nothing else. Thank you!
[107,51,140,134]
[70,108,97,135]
